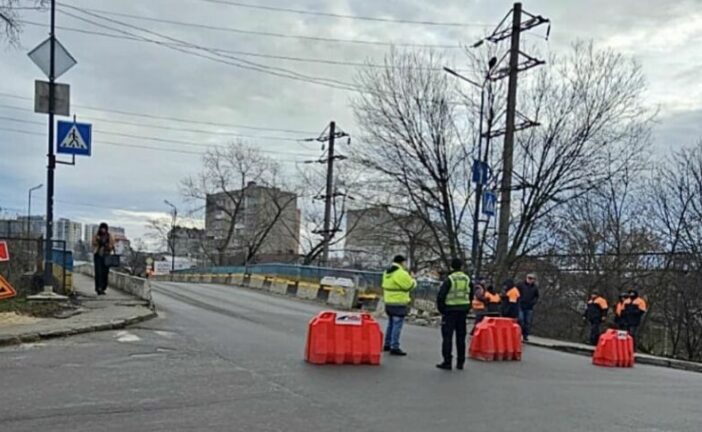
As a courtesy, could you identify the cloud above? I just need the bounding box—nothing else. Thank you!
[2,0,701,243]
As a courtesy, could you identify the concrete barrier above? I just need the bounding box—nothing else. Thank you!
[269,278,289,295]
[296,282,320,300]
[229,274,245,286]
[249,275,266,289]
[326,287,357,310]
[76,264,153,308]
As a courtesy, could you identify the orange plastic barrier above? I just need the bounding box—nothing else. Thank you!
[305,311,383,365]
[469,317,522,361]
[593,329,634,368]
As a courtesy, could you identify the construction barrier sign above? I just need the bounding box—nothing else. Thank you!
[0,240,9,262]
[0,274,17,301]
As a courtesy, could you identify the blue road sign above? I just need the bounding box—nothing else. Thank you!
[472,159,489,185]
[482,191,497,217]
[57,120,91,156]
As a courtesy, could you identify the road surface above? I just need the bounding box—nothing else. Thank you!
[2,281,701,432]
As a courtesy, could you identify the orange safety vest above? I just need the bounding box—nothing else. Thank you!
[615,301,625,317]
[485,292,501,304]
[506,286,520,303]
[472,286,486,311]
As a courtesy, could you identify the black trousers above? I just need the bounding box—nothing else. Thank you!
[441,310,468,365]
[93,254,109,293]
[589,321,601,345]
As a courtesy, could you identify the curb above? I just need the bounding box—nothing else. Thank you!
[0,310,158,348]
[525,340,702,374]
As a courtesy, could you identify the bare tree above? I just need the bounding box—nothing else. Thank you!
[181,141,298,266]
[1,0,46,45]
[648,141,702,360]
[146,217,175,257]
[352,49,472,269]
[483,41,654,273]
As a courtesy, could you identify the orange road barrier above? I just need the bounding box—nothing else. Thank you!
[469,317,522,361]
[305,311,383,365]
[593,329,634,368]
[0,274,17,301]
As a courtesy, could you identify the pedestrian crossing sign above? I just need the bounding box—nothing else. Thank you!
[57,120,92,156]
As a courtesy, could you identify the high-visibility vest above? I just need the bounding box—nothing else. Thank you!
[505,286,520,303]
[485,292,501,304]
[382,263,416,306]
[445,271,470,306]
[472,285,486,310]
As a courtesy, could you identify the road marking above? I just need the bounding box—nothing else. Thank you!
[115,331,141,343]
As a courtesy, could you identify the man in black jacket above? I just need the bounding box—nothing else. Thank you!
[517,273,539,341]
[435,258,471,371]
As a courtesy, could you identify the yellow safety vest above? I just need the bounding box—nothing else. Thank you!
[446,271,470,306]
[382,264,416,306]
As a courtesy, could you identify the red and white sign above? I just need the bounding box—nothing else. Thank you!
[0,241,9,262]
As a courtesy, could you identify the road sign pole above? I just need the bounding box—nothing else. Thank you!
[42,0,56,294]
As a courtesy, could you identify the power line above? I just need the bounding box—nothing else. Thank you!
[58,6,360,92]
[195,0,489,27]
[49,5,463,48]
[0,126,308,163]
[0,93,315,134]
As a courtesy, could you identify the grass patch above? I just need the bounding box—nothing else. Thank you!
[0,297,65,317]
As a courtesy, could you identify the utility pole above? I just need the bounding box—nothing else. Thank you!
[476,2,549,280]
[164,200,178,273]
[303,122,349,267]
[495,2,522,274]
[42,0,57,293]
[322,121,336,266]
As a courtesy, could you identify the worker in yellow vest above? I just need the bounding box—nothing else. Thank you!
[382,255,417,356]
[436,258,471,370]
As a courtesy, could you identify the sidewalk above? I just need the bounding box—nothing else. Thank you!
[0,273,156,347]
[526,335,702,374]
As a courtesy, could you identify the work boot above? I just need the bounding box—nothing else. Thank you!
[456,363,464,370]
[383,346,391,352]
[389,348,407,356]
[436,362,452,371]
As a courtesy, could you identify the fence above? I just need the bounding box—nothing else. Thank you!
[0,237,72,296]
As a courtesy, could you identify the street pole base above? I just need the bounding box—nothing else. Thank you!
[27,285,68,301]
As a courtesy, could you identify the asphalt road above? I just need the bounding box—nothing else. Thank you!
[2,281,701,432]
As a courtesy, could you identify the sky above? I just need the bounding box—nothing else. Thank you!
[1,0,701,242]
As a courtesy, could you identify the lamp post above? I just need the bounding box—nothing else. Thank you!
[164,200,177,273]
[27,184,43,238]
[444,59,497,278]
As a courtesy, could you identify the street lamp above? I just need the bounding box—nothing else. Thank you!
[27,184,43,238]
[444,59,497,278]
[164,200,178,273]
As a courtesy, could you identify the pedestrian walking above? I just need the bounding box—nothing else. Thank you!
[381,255,417,356]
[436,258,470,371]
[517,273,540,341]
[614,292,627,330]
[583,291,608,345]
[501,279,520,320]
[91,222,115,295]
[623,290,647,347]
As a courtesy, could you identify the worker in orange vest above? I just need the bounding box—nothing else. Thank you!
[623,290,647,346]
[614,292,627,330]
[484,283,502,316]
[583,291,609,345]
[470,277,487,335]
[501,279,520,320]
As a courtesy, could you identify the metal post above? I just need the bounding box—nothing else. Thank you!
[27,184,43,238]
[471,85,486,276]
[164,200,177,273]
[495,2,522,279]
[43,0,57,292]
[321,121,336,267]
